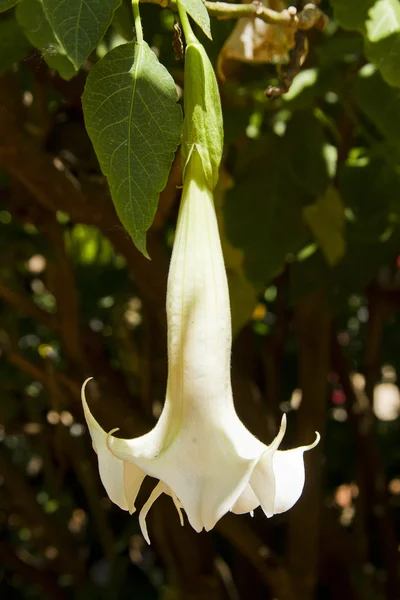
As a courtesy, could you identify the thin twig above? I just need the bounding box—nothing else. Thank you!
[140,0,327,30]
[265,30,308,98]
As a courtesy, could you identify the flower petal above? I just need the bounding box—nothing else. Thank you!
[231,484,259,514]
[248,414,287,518]
[272,433,320,514]
[139,481,167,545]
[108,425,258,533]
[82,378,146,511]
[123,461,146,514]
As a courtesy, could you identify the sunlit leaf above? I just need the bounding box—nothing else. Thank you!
[331,0,400,87]
[180,0,211,39]
[303,186,346,267]
[354,64,400,144]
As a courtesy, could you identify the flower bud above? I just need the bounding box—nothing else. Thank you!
[182,41,223,189]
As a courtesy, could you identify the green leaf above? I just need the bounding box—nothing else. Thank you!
[331,0,400,87]
[82,42,182,256]
[179,0,211,39]
[0,0,19,12]
[224,137,310,287]
[284,110,330,197]
[0,15,31,72]
[303,186,346,267]
[215,183,258,337]
[353,64,400,144]
[16,0,76,80]
[41,0,122,69]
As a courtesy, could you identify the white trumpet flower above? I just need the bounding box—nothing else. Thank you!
[81,151,319,543]
[82,19,319,543]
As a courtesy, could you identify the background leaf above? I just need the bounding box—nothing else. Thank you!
[303,186,346,267]
[353,64,400,144]
[82,42,182,256]
[331,0,400,87]
[0,0,19,12]
[41,0,122,68]
[16,0,76,80]
[224,136,311,287]
[0,14,31,72]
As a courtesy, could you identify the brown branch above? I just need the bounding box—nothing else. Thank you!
[287,290,331,600]
[265,30,308,98]
[141,0,327,30]
[39,212,85,368]
[364,284,390,401]
[217,514,294,600]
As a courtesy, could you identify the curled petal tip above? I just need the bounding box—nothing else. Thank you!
[105,428,120,453]
[139,514,151,546]
[299,431,320,452]
[170,491,185,527]
[139,481,168,545]
[270,412,287,451]
[308,431,321,450]
[81,377,94,401]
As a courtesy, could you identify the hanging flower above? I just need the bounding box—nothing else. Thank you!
[81,21,319,544]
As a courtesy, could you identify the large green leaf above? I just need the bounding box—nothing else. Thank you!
[224,137,311,287]
[224,111,330,286]
[0,0,19,12]
[16,0,76,80]
[41,0,121,69]
[179,0,211,39]
[284,110,330,197]
[0,15,31,72]
[82,42,182,256]
[331,0,400,87]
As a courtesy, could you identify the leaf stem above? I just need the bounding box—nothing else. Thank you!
[177,2,197,45]
[132,0,144,43]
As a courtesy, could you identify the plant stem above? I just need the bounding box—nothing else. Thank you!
[132,0,143,43]
[177,2,197,45]
[140,0,327,31]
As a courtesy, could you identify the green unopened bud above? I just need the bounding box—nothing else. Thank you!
[182,41,223,190]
